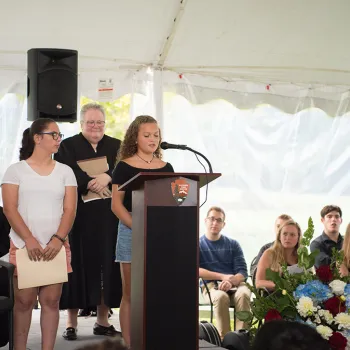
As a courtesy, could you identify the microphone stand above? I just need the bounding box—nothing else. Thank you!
[184,146,213,173]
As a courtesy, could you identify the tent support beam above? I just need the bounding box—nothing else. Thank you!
[157,0,187,67]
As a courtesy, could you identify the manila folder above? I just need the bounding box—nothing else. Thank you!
[77,156,110,202]
[16,247,68,289]
[77,156,109,176]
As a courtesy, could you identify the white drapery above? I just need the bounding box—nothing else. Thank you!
[1,69,350,265]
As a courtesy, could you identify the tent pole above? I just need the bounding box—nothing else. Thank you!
[153,68,165,138]
[158,0,187,67]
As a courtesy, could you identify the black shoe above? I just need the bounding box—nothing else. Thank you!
[63,327,77,340]
[93,323,121,337]
[78,308,91,317]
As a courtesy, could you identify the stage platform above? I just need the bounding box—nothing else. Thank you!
[0,309,122,350]
[0,309,220,349]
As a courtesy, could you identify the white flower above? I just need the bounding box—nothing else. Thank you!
[314,314,321,324]
[329,280,347,296]
[296,297,317,318]
[334,313,350,330]
[318,309,334,325]
[316,325,333,340]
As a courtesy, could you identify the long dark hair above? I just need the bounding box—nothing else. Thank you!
[19,118,56,160]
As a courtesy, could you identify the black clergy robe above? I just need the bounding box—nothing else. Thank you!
[55,132,122,309]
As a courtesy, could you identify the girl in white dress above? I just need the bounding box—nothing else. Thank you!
[1,118,77,350]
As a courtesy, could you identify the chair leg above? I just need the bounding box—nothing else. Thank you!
[233,309,236,331]
[8,310,14,350]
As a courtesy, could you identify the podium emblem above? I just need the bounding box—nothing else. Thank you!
[171,179,190,205]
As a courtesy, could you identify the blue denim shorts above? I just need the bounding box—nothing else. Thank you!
[116,221,132,263]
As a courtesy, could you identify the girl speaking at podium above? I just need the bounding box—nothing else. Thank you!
[112,115,174,347]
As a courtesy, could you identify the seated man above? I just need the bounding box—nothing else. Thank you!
[199,206,251,339]
[310,205,343,268]
[250,214,292,281]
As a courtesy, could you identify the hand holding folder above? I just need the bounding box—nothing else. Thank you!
[77,156,111,203]
[16,247,68,289]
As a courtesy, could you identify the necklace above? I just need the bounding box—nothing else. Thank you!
[136,153,154,164]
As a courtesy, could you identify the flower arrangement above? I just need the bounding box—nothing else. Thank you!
[237,218,350,350]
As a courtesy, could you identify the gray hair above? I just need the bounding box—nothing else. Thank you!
[80,103,106,121]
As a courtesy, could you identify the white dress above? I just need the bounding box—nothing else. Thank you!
[1,160,77,248]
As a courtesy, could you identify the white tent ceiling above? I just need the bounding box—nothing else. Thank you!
[1,0,350,94]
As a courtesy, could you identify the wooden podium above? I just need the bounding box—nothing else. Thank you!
[119,172,221,350]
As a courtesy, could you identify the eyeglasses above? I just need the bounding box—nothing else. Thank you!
[38,132,64,140]
[206,217,224,224]
[83,120,106,126]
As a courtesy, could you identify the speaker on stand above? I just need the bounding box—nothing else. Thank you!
[27,48,78,122]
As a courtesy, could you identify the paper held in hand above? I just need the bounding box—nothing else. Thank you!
[16,247,68,289]
[77,156,110,203]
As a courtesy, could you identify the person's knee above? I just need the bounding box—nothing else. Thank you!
[15,295,37,312]
[212,291,230,307]
[39,294,60,310]
[235,286,251,301]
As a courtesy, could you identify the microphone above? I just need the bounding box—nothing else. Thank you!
[160,142,187,150]
[160,141,213,173]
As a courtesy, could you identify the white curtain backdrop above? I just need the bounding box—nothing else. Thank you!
[161,83,350,267]
[2,69,350,268]
[0,75,155,205]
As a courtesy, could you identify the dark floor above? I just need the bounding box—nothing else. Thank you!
[0,309,122,350]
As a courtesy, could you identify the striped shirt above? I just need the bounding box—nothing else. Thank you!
[199,234,248,283]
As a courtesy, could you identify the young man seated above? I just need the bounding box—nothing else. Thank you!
[199,206,251,339]
[310,205,343,268]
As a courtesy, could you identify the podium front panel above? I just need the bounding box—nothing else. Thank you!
[131,177,199,350]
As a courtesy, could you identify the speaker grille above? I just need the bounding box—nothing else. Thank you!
[37,69,77,116]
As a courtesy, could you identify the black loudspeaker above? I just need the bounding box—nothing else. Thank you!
[27,48,78,122]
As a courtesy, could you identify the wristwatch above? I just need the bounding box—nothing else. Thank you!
[52,234,67,243]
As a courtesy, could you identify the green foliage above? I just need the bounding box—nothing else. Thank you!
[331,247,344,280]
[237,218,316,329]
[298,217,317,272]
[80,95,131,140]
[236,216,350,347]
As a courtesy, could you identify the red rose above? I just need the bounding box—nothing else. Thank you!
[324,296,346,317]
[328,332,347,350]
[265,309,282,322]
[316,265,333,283]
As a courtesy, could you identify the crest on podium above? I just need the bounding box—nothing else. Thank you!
[171,178,190,205]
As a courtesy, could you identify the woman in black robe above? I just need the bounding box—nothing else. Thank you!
[55,103,122,340]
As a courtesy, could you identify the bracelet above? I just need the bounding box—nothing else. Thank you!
[51,234,66,243]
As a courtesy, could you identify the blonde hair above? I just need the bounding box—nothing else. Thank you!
[268,219,302,271]
[117,115,162,161]
[342,223,350,269]
[276,214,292,221]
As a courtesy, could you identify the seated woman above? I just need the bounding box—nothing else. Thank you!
[339,223,350,277]
[255,219,302,291]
